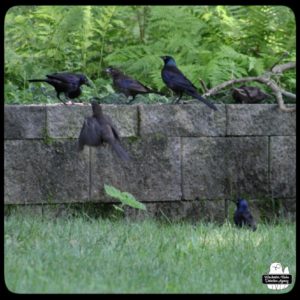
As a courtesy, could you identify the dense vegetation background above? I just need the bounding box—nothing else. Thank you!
[4,5,296,104]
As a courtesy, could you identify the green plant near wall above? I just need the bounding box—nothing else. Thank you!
[104,184,146,212]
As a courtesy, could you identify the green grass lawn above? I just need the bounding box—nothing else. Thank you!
[5,210,296,294]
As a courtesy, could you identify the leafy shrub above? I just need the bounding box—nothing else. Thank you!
[104,184,146,212]
[5,6,296,104]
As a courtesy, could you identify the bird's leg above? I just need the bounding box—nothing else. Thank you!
[126,95,136,105]
[101,141,108,148]
[174,92,183,104]
[56,92,67,105]
[64,94,74,106]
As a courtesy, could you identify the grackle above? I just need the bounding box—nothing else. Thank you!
[78,100,130,161]
[234,198,257,231]
[160,56,217,110]
[232,85,271,104]
[105,67,163,104]
[28,72,91,105]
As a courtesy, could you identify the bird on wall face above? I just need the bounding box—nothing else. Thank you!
[234,198,257,231]
[105,66,163,104]
[28,72,91,105]
[160,56,217,111]
[78,100,130,161]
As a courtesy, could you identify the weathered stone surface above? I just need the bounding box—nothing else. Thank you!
[4,204,43,217]
[4,200,226,223]
[182,137,228,199]
[4,140,89,204]
[226,137,269,197]
[123,199,225,223]
[47,104,138,138]
[279,198,296,221]
[182,137,269,199]
[4,105,46,139]
[227,104,296,136]
[3,104,296,221]
[90,136,181,202]
[270,136,296,198]
[4,203,116,219]
[140,104,226,137]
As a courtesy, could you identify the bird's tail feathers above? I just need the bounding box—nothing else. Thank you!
[111,142,130,161]
[28,79,47,83]
[187,91,218,111]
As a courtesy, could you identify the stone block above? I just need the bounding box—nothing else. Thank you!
[4,140,90,204]
[278,198,296,221]
[226,137,269,197]
[227,104,296,136]
[270,136,296,197]
[123,199,225,223]
[4,105,46,139]
[139,104,225,137]
[47,104,138,138]
[182,137,228,199]
[182,137,269,199]
[90,136,182,202]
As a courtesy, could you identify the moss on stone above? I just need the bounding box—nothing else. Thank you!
[42,126,55,145]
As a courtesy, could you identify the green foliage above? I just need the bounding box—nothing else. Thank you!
[5,6,296,104]
[104,184,146,211]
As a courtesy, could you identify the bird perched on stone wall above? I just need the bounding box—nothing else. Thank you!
[234,198,257,231]
[78,100,130,161]
[105,66,163,104]
[28,72,91,105]
[160,56,217,110]
[232,85,271,104]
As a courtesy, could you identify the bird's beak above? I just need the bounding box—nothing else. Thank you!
[104,68,110,74]
[160,56,165,60]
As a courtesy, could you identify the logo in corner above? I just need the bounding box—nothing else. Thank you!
[262,262,292,290]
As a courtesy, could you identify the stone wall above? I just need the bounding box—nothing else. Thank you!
[4,103,296,222]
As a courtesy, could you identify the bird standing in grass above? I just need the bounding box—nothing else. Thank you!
[105,66,163,104]
[160,56,217,110]
[234,198,257,231]
[78,100,130,161]
[28,72,91,105]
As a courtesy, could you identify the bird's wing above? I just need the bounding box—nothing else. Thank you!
[162,66,198,91]
[243,87,258,99]
[118,77,150,93]
[242,211,257,230]
[67,89,82,99]
[101,124,130,160]
[78,117,102,147]
[101,123,118,144]
[47,73,80,85]
[98,115,119,139]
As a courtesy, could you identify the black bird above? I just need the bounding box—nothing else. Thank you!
[28,72,91,105]
[160,56,217,110]
[234,198,257,231]
[105,67,163,104]
[232,85,271,104]
[78,100,130,161]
